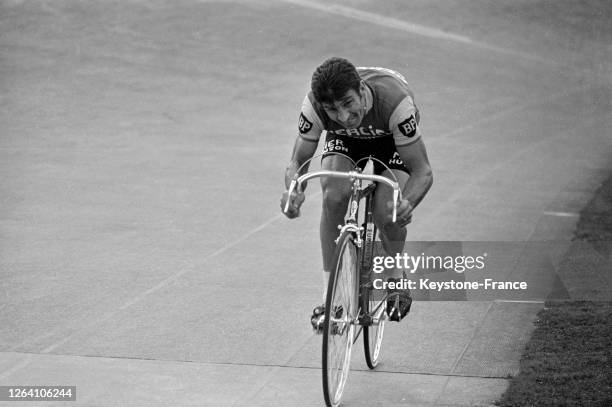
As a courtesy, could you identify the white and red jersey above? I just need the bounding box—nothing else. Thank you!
[298,67,422,147]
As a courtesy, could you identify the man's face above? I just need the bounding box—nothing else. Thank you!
[321,82,366,129]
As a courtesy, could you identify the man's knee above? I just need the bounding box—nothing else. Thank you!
[373,169,410,231]
[373,207,406,237]
[322,183,350,212]
[320,155,353,212]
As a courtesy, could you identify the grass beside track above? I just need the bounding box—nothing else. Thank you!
[496,301,612,406]
[496,175,612,407]
[574,175,612,242]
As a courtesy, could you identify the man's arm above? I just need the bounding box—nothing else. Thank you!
[285,94,325,189]
[282,94,324,217]
[387,92,432,207]
[281,136,318,218]
[284,136,319,190]
[396,138,433,209]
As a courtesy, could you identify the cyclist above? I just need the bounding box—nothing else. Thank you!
[281,57,433,330]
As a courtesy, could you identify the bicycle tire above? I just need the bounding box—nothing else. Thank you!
[362,225,385,369]
[363,290,385,369]
[322,230,359,407]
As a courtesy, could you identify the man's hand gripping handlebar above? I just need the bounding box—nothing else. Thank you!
[280,184,305,219]
[280,170,403,222]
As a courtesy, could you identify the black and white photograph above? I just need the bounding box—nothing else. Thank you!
[1,0,611,406]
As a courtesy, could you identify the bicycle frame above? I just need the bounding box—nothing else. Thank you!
[355,185,388,329]
[284,167,401,327]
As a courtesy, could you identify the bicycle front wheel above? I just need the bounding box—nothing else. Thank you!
[363,225,385,369]
[322,230,359,407]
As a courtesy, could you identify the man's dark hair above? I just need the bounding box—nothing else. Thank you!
[311,57,361,105]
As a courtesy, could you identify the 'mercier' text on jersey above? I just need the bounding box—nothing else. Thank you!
[298,67,421,147]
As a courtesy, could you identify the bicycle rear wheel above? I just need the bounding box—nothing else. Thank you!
[322,230,359,407]
[363,289,386,369]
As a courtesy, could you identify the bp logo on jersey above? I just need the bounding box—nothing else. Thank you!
[398,115,417,138]
[298,113,313,134]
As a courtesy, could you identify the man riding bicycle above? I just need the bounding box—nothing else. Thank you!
[281,57,433,330]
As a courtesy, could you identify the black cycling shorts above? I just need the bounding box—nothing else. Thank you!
[322,134,409,175]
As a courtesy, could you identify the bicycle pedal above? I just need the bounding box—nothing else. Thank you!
[311,315,325,335]
[386,294,412,322]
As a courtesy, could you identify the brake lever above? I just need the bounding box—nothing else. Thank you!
[283,178,298,214]
[392,187,399,223]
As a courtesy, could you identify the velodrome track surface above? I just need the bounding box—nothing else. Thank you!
[1,1,611,406]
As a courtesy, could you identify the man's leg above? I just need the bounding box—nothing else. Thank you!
[373,168,412,321]
[310,154,353,332]
[373,168,410,270]
[319,154,353,299]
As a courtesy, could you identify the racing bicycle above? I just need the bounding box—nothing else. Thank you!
[284,156,404,407]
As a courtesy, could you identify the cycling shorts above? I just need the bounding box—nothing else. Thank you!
[322,134,409,175]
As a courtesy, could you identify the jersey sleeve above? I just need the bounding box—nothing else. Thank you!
[389,95,422,147]
[297,95,324,142]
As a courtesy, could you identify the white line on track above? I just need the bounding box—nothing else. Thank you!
[277,0,560,67]
[543,211,580,218]
[40,213,286,354]
[35,189,323,356]
[281,0,474,44]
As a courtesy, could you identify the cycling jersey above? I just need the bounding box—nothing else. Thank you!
[298,67,422,148]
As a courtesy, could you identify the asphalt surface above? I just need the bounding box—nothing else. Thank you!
[1,1,611,406]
